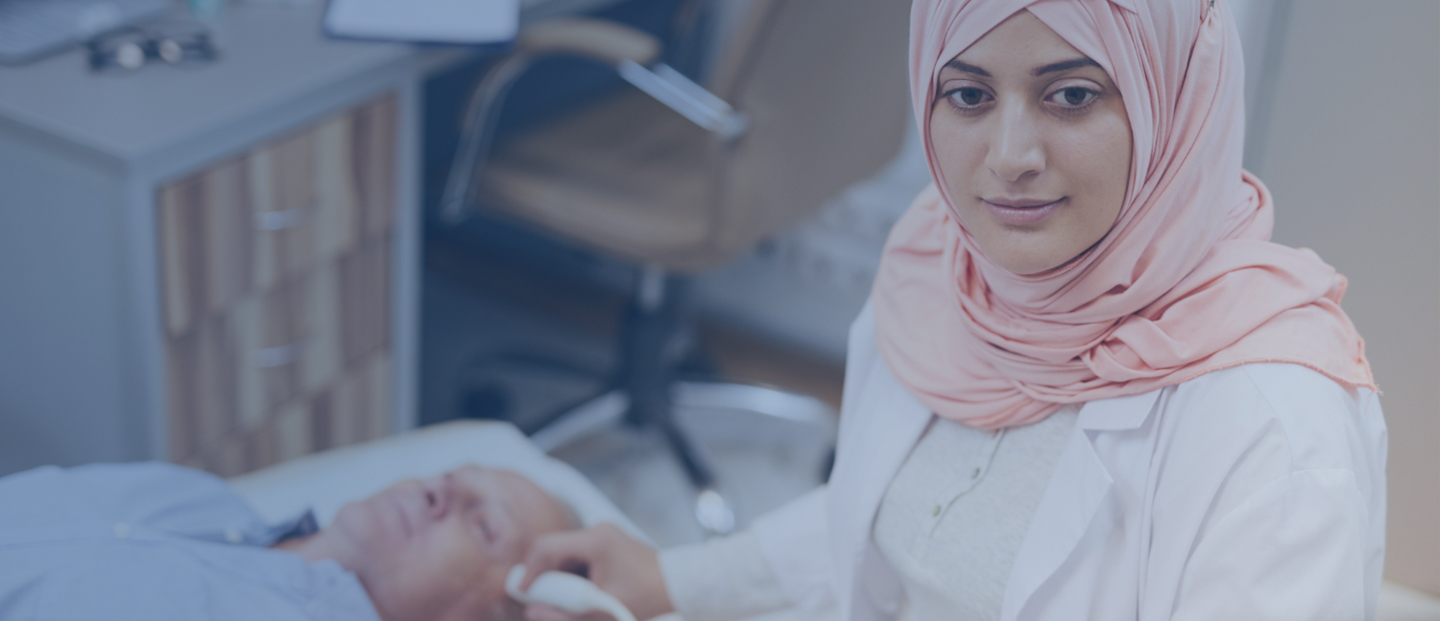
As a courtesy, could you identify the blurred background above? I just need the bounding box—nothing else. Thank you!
[0,0,1435,612]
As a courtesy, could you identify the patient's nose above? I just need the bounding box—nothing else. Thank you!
[422,474,451,520]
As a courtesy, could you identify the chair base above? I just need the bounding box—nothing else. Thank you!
[532,381,836,535]
[532,381,836,452]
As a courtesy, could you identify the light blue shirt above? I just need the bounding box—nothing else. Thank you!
[0,462,381,621]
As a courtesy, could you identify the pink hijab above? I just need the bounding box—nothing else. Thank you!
[872,0,1374,429]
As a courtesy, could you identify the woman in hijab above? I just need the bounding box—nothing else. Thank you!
[518,0,1387,619]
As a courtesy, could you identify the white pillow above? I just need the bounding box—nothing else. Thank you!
[229,420,647,543]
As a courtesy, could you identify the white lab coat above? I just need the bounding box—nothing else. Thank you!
[749,302,1387,621]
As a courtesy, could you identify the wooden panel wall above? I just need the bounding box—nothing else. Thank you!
[157,93,398,477]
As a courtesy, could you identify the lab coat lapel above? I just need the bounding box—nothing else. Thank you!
[998,391,1160,621]
[830,355,931,621]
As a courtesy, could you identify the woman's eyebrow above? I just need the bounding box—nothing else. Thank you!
[1033,57,1101,76]
[943,59,990,77]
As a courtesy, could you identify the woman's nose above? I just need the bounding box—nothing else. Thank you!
[984,101,1045,183]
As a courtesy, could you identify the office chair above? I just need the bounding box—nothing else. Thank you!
[441,0,910,534]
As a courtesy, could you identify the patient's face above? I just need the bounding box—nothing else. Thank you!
[329,466,574,621]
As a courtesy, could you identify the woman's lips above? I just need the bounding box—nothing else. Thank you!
[983,197,1065,226]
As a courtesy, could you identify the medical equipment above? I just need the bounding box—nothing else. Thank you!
[506,565,638,621]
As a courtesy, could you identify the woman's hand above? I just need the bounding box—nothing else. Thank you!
[519,522,674,621]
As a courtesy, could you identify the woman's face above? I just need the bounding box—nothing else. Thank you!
[929,10,1132,275]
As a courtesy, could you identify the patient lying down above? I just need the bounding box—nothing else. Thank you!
[0,462,577,621]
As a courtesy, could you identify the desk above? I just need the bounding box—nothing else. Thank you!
[0,0,610,477]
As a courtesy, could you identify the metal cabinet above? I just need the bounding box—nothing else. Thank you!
[0,4,433,476]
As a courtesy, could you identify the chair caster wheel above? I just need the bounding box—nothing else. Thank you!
[695,488,736,536]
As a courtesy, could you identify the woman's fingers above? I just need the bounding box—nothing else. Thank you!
[516,522,674,621]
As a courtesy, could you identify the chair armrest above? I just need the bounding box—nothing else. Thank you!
[514,18,744,138]
[516,18,661,67]
[617,61,748,139]
[440,17,745,223]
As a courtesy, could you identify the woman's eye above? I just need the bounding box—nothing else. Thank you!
[1047,86,1098,108]
[947,87,990,108]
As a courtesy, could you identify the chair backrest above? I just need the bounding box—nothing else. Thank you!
[699,0,913,260]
